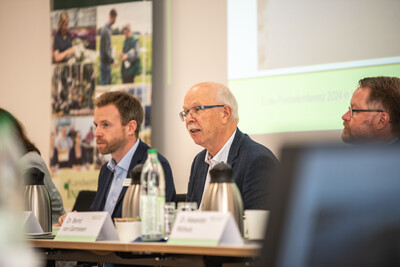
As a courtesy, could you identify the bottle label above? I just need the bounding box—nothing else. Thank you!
[141,195,165,239]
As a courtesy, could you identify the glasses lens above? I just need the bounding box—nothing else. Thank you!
[348,106,352,117]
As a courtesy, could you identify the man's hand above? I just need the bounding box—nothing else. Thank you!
[57,210,77,226]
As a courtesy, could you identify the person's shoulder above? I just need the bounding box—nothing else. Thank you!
[130,36,138,43]
[137,140,169,163]
[237,131,277,159]
[54,31,62,40]
[100,24,108,34]
[20,151,48,173]
[21,151,43,163]
[191,149,207,164]
[98,161,111,176]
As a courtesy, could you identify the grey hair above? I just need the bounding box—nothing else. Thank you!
[216,86,239,122]
[123,24,131,32]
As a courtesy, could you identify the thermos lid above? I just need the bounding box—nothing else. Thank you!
[210,162,234,183]
[129,164,143,185]
[24,167,45,185]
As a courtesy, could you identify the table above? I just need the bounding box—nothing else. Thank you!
[30,239,261,266]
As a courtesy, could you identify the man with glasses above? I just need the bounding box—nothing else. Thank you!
[342,76,400,144]
[181,82,278,210]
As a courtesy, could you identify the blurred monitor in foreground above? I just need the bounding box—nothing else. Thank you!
[258,144,400,267]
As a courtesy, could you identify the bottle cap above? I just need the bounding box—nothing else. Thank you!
[148,148,158,154]
[209,162,234,183]
[129,164,143,185]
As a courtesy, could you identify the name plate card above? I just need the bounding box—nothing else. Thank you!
[23,211,43,234]
[55,211,118,242]
[168,211,243,246]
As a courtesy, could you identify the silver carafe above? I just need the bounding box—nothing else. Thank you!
[202,163,244,236]
[122,164,143,218]
[23,167,52,233]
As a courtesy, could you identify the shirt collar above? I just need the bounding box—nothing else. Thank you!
[107,139,140,172]
[205,129,237,167]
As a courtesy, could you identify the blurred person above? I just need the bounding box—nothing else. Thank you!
[56,126,72,168]
[67,122,76,140]
[50,132,59,173]
[0,108,65,224]
[100,8,118,85]
[181,82,279,210]
[68,131,89,170]
[53,10,75,63]
[119,24,141,84]
[59,91,176,224]
[342,76,400,144]
[84,126,94,145]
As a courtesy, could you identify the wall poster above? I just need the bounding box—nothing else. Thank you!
[50,0,152,209]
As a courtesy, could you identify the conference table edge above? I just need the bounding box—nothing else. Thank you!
[29,239,261,257]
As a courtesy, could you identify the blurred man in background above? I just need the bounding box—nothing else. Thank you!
[120,24,141,84]
[100,9,118,85]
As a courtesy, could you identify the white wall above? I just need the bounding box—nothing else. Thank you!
[0,0,341,195]
[0,0,52,164]
[152,0,229,193]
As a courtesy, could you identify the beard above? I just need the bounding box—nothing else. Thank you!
[96,130,127,155]
[342,122,375,144]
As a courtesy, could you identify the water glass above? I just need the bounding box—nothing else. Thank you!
[177,202,198,212]
[164,202,176,239]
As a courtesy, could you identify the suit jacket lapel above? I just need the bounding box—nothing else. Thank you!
[196,160,209,200]
[101,168,115,209]
[128,140,149,170]
[227,128,244,168]
[115,140,149,208]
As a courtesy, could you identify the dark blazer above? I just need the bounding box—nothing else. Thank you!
[90,140,176,219]
[186,128,278,210]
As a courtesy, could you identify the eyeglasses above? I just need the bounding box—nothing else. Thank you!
[348,106,384,118]
[179,105,224,121]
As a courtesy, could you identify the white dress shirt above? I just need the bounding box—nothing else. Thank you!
[104,139,139,215]
[199,129,237,209]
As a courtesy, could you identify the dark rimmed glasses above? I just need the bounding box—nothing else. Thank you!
[348,105,384,118]
[179,105,225,121]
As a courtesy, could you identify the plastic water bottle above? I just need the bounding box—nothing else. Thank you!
[140,149,165,241]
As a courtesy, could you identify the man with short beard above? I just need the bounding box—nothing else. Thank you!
[59,91,175,223]
[341,76,400,144]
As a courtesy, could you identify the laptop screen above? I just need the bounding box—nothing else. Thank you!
[258,144,400,267]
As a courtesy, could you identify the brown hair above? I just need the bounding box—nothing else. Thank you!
[110,8,117,18]
[0,108,40,154]
[94,91,144,138]
[58,11,69,32]
[360,76,400,136]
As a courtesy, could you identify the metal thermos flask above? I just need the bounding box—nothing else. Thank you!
[122,164,143,218]
[202,163,244,236]
[23,167,52,233]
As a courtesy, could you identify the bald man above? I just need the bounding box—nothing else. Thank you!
[180,82,279,210]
